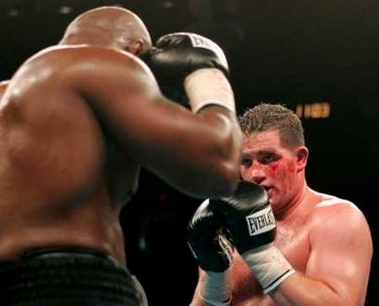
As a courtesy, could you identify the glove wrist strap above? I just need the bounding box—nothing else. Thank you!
[242,245,295,294]
[184,68,236,114]
[200,268,232,306]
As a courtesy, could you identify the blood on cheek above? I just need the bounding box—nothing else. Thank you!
[266,162,279,176]
[266,160,295,177]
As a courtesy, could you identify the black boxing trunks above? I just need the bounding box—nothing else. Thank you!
[0,247,148,305]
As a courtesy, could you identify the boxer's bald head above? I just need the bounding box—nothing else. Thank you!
[60,6,152,55]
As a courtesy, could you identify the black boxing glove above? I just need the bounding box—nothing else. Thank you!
[188,200,233,272]
[187,200,233,305]
[140,32,235,113]
[210,180,295,294]
[210,180,275,253]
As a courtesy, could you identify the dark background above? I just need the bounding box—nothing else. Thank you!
[0,0,378,305]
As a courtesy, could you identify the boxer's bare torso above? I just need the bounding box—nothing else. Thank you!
[0,46,145,263]
[193,188,371,305]
[227,190,347,305]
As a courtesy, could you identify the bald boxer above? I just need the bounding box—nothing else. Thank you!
[0,6,242,305]
[189,103,372,305]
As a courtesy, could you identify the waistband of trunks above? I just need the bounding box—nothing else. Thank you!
[0,246,147,305]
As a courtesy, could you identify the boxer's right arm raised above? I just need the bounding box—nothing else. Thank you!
[65,32,242,198]
[140,32,235,113]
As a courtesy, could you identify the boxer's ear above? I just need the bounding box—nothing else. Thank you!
[295,146,308,171]
[125,39,144,56]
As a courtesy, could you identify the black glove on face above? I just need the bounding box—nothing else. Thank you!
[209,180,276,255]
[208,180,295,294]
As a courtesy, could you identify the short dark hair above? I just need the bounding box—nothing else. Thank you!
[238,103,305,148]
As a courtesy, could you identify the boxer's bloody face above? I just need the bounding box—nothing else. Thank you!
[240,130,307,213]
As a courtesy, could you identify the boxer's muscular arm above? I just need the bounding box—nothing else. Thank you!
[69,47,241,198]
[270,203,372,306]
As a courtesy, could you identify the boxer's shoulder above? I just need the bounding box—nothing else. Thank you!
[25,44,142,70]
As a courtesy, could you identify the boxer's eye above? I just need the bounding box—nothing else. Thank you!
[241,157,252,167]
[259,153,278,165]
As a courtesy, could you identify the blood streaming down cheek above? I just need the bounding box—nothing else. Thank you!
[266,162,279,176]
[267,160,296,178]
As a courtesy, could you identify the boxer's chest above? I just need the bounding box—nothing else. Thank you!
[230,222,310,305]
